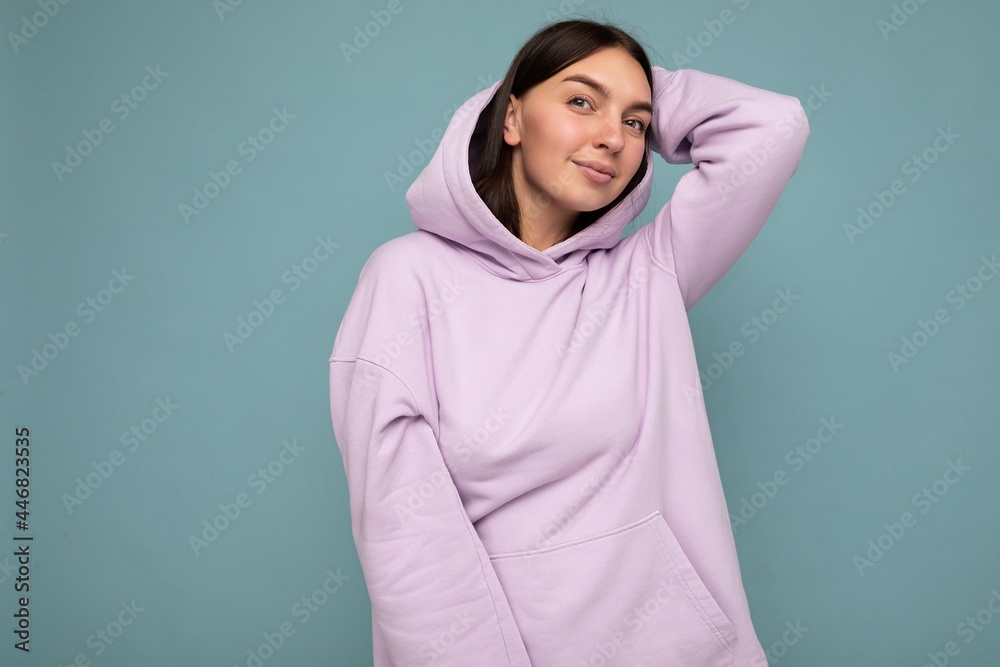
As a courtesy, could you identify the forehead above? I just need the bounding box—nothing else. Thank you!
[550,50,650,101]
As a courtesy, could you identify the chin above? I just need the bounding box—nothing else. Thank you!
[565,192,619,213]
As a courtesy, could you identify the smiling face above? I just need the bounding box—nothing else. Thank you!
[502,47,652,243]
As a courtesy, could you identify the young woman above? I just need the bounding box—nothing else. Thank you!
[329,18,809,666]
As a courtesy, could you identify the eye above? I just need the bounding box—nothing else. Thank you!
[625,118,648,132]
[570,95,647,133]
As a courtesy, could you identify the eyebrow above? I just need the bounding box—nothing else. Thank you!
[560,74,653,115]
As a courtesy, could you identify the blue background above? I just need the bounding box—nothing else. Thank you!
[2,0,998,665]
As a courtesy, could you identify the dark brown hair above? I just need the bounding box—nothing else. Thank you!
[472,18,654,243]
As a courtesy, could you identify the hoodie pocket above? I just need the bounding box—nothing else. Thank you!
[487,511,737,666]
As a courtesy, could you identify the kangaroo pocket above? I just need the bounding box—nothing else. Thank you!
[487,510,737,666]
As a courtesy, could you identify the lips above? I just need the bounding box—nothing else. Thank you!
[573,160,615,184]
[573,159,616,178]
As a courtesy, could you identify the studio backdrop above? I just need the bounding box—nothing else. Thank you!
[2,0,998,665]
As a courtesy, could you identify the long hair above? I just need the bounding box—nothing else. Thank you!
[472,19,654,243]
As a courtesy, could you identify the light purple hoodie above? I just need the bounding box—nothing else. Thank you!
[329,65,809,666]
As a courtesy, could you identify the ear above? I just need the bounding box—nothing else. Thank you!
[503,93,522,147]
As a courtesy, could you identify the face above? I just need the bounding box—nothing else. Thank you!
[503,47,652,225]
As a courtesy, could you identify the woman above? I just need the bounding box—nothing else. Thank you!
[329,18,809,666]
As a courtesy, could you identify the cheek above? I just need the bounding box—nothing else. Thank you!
[522,123,577,182]
[526,115,586,157]
[623,142,646,179]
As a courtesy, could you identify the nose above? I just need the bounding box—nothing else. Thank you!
[595,116,625,152]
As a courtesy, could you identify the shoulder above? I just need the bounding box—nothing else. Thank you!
[361,229,444,279]
[358,230,453,286]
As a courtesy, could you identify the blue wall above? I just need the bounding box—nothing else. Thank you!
[2,0,997,665]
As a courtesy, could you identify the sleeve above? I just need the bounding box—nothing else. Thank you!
[329,357,532,666]
[643,65,810,311]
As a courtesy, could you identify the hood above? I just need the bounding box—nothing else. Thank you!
[404,78,654,281]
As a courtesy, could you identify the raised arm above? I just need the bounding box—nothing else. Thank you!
[642,65,810,310]
[329,357,531,666]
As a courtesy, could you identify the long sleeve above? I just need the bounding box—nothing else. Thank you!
[329,357,531,666]
[643,66,810,311]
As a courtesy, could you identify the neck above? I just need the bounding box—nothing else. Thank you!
[510,153,576,251]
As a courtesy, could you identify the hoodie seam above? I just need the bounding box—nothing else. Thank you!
[642,227,678,280]
[652,67,683,104]
[452,242,588,282]
[330,356,427,414]
[329,356,523,663]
